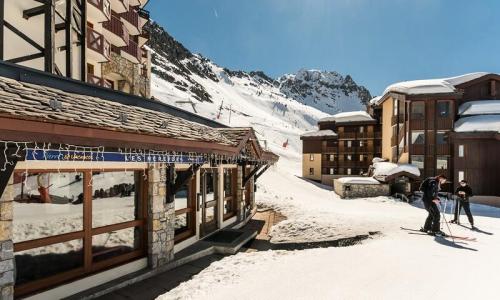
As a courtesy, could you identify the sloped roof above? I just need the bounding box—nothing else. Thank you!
[300,129,337,138]
[454,115,500,133]
[458,100,500,116]
[0,76,234,146]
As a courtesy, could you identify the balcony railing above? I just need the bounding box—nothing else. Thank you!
[119,6,140,33]
[88,73,114,89]
[87,27,111,61]
[88,0,111,20]
[121,38,141,63]
[339,132,356,139]
[103,15,129,46]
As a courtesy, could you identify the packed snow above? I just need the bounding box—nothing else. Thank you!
[454,115,500,133]
[336,177,380,185]
[372,161,421,177]
[300,129,337,138]
[319,110,374,123]
[458,100,500,116]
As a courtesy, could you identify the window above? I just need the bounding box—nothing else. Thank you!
[347,155,352,161]
[437,156,449,170]
[347,140,352,148]
[437,101,450,117]
[459,145,464,157]
[411,102,425,119]
[223,169,236,219]
[458,171,465,182]
[309,168,314,175]
[347,168,352,175]
[411,155,425,169]
[87,63,94,75]
[12,170,147,295]
[174,171,196,242]
[436,131,447,145]
[359,154,364,161]
[359,126,364,133]
[309,154,314,161]
[329,168,335,175]
[329,154,335,161]
[359,140,364,147]
[411,131,425,144]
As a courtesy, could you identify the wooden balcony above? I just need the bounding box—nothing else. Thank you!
[110,0,129,13]
[391,114,405,125]
[339,132,356,139]
[121,38,141,63]
[410,144,425,154]
[119,6,141,35]
[322,161,337,168]
[436,117,453,130]
[86,27,111,63]
[323,146,337,153]
[103,15,129,47]
[139,25,150,46]
[410,119,425,130]
[87,73,113,89]
[436,144,451,155]
[88,0,111,22]
[357,132,374,139]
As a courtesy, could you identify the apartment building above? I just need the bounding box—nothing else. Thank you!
[371,72,500,195]
[1,0,151,97]
[301,111,382,186]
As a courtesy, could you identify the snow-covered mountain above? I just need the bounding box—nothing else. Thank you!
[147,22,370,163]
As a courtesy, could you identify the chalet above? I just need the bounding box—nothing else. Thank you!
[371,72,500,195]
[0,1,278,298]
[301,111,382,186]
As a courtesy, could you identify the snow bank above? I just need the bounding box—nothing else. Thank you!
[319,111,374,123]
[458,100,500,116]
[300,129,337,138]
[454,115,500,133]
[337,177,380,185]
[373,161,420,177]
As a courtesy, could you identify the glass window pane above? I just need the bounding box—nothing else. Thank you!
[459,145,464,157]
[13,172,84,243]
[411,102,425,118]
[437,131,447,145]
[411,131,425,144]
[437,156,448,170]
[92,227,141,262]
[92,171,141,228]
[411,155,425,169]
[223,169,233,198]
[15,239,83,286]
[437,101,450,117]
[205,205,216,223]
[204,171,217,203]
[175,212,193,235]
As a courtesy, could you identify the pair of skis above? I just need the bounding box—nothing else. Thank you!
[400,227,477,242]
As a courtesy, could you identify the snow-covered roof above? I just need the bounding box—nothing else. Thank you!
[319,111,375,123]
[369,96,382,106]
[300,129,337,138]
[454,115,500,133]
[375,73,492,106]
[458,100,500,116]
[337,177,381,185]
[373,161,421,177]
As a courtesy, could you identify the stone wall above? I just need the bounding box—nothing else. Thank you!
[0,176,14,300]
[334,179,390,199]
[147,164,175,269]
[102,52,151,98]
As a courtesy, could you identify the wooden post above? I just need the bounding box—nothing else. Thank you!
[44,0,55,73]
[80,0,87,81]
[65,0,73,77]
[0,0,4,60]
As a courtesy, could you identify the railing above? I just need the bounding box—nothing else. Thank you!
[121,38,141,62]
[436,117,453,130]
[103,15,129,44]
[138,7,150,20]
[410,144,425,154]
[339,132,356,139]
[436,144,451,155]
[103,79,113,89]
[88,0,111,20]
[87,27,111,61]
[410,119,425,130]
[87,73,103,86]
[119,5,139,29]
[324,146,337,153]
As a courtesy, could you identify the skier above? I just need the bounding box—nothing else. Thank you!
[419,174,448,236]
[450,180,474,228]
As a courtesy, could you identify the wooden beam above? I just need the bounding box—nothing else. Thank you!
[65,0,72,77]
[243,165,262,186]
[166,164,175,203]
[0,0,4,60]
[254,164,270,182]
[6,52,45,64]
[23,5,45,19]
[80,0,86,81]
[44,0,55,73]
[4,21,44,52]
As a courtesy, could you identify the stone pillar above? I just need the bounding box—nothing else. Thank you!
[0,176,14,300]
[147,164,175,269]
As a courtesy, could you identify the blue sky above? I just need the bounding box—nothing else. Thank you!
[145,0,500,95]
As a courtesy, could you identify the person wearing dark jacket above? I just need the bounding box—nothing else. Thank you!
[450,180,474,227]
[420,174,447,235]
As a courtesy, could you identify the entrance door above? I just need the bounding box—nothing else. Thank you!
[200,169,218,236]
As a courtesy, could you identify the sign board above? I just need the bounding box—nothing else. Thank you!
[25,149,206,164]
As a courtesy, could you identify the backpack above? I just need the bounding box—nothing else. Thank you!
[419,177,432,193]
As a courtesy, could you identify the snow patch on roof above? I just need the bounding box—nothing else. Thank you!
[381,72,491,98]
[458,100,500,116]
[319,111,374,123]
[369,96,382,105]
[454,115,500,133]
[337,177,381,185]
[373,161,420,177]
[300,130,337,138]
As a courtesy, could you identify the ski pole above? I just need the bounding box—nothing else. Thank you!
[439,204,455,243]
